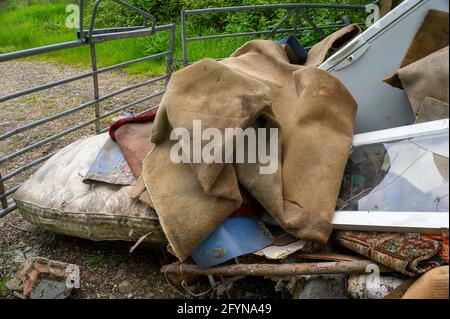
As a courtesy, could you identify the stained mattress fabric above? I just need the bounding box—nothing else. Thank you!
[13,133,167,244]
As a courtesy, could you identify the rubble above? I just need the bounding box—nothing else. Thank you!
[7,257,79,299]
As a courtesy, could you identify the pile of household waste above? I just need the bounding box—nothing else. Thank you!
[11,5,449,299]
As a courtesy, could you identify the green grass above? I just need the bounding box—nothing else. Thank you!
[0,0,168,76]
[0,1,265,75]
[0,0,367,75]
[0,275,11,296]
[0,0,249,76]
[87,252,107,268]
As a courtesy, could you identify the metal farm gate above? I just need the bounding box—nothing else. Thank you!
[0,1,369,217]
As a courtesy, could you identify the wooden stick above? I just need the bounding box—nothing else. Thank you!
[161,260,375,277]
[296,252,363,262]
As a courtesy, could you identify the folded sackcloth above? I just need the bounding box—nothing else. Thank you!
[335,231,445,277]
[109,112,156,177]
[136,31,358,261]
[305,24,361,67]
[384,10,449,89]
[396,46,449,118]
[402,266,449,299]
[415,97,449,124]
[383,10,449,123]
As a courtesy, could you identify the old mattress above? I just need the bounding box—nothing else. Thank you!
[13,133,167,244]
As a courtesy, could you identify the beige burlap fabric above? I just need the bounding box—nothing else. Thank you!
[135,33,358,260]
[384,10,449,89]
[402,266,449,299]
[305,24,361,67]
[397,46,449,117]
[416,97,449,124]
[383,10,449,123]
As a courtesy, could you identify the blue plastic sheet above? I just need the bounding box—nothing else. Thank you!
[191,216,274,268]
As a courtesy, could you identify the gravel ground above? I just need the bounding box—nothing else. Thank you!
[0,61,282,299]
[0,61,164,193]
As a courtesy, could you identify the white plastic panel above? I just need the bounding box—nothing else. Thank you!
[320,0,449,133]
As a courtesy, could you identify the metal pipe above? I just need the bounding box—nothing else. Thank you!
[184,3,366,15]
[89,0,103,40]
[165,25,176,86]
[0,173,7,209]
[0,71,94,103]
[90,44,101,133]
[78,0,85,40]
[0,23,172,64]
[0,203,17,218]
[98,90,164,120]
[298,8,326,38]
[112,0,156,30]
[84,23,173,38]
[0,76,166,141]
[0,90,165,165]
[0,185,20,201]
[0,121,97,166]
[135,105,159,116]
[181,10,188,66]
[0,51,169,103]
[0,40,85,63]
[88,0,156,41]
[265,8,296,39]
[89,27,155,43]
[97,103,159,133]
[293,8,299,35]
[1,152,56,182]
[80,26,149,37]
[186,24,348,42]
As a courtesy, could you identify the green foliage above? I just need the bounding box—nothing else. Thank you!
[0,275,11,296]
[87,252,107,268]
[0,0,166,75]
[0,0,372,75]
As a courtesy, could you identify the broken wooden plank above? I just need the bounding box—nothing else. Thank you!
[161,260,375,277]
[332,211,449,235]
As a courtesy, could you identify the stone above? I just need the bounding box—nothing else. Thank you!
[86,274,99,284]
[7,257,79,299]
[299,275,349,299]
[118,280,132,294]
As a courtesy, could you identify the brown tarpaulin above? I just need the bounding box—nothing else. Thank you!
[135,36,357,261]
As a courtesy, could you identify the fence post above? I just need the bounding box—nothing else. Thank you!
[0,173,7,209]
[79,0,85,40]
[181,10,188,66]
[89,44,101,133]
[166,24,175,87]
[293,7,299,36]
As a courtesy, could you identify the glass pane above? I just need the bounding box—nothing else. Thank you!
[337,132,449,212]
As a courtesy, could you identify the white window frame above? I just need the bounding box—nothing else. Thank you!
[332,119,449,234]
